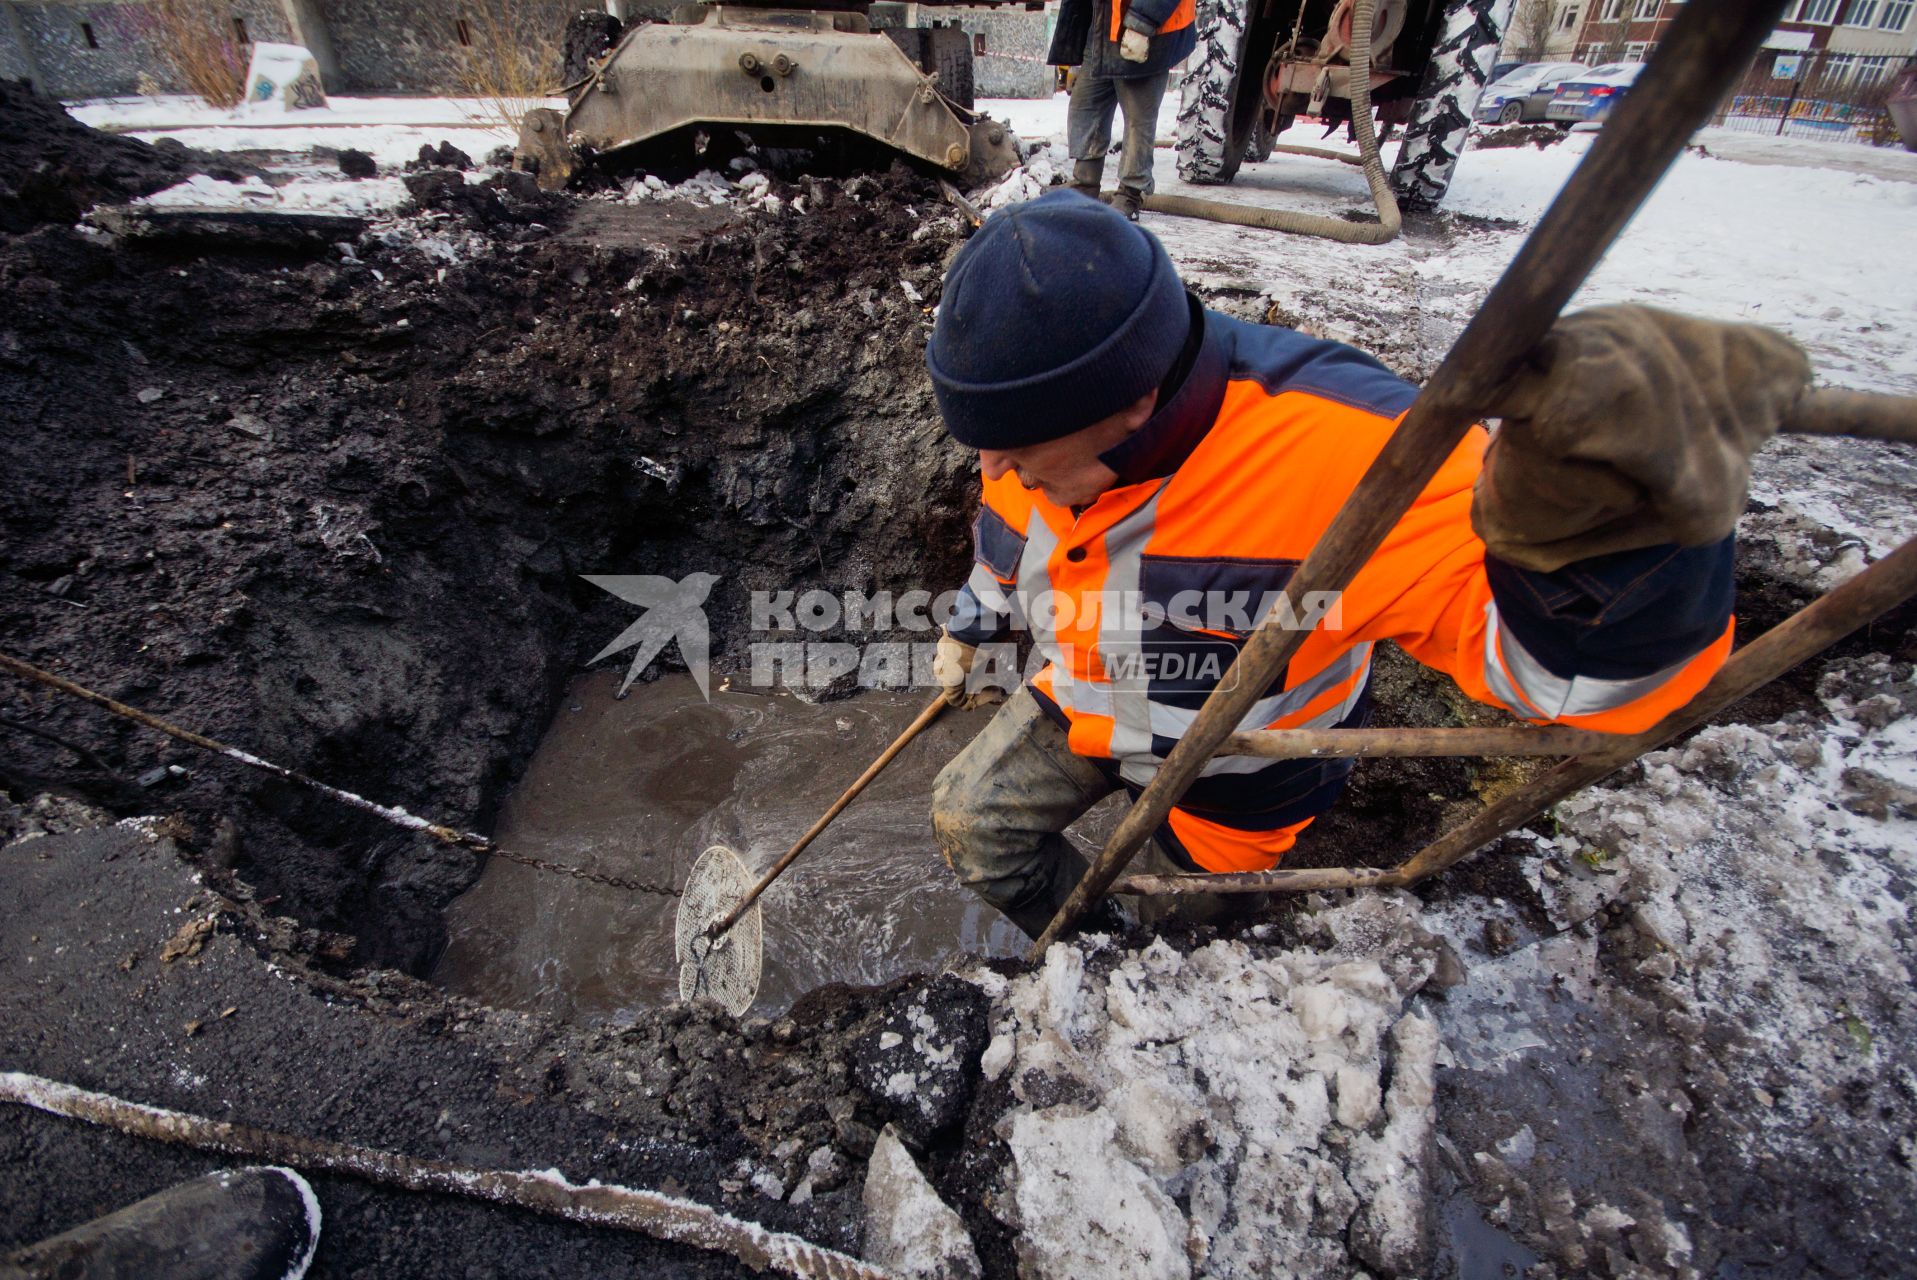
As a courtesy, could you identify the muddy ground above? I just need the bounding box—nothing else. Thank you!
[2,89,1914,1277]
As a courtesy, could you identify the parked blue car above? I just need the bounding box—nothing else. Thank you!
[1475,62,1590,125]
[1546,63,1648,126]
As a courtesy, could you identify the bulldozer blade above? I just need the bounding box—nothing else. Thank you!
[528,5,1018,186]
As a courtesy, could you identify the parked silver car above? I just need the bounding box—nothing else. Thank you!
[1474,62,1590,126]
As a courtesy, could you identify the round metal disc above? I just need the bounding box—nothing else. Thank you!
[675,844,762,1016]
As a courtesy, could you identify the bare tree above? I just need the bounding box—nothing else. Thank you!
[1593,20,1632,64]
[1508,0,1557,64]
[148,0,247,108]
[456,0,565,130]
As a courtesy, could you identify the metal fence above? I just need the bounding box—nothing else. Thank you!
[1711,48,1914,145]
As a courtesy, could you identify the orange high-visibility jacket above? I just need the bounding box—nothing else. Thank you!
[948,303,1735,874]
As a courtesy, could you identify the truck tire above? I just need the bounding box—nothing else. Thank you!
[1387,0,1514,211]
[927,26,976,111]
[884,27,931,71]
[1175,0,1254,184]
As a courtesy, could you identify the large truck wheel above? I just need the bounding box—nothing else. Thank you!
[1175,0,1255,184]
[927,26,976,111]
[887,26,976,112]
[1387,0,1514,210]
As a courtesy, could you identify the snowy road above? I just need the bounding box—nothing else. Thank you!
[978,93,1917,395]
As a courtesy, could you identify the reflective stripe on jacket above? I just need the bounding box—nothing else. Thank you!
[950,304,1735,874]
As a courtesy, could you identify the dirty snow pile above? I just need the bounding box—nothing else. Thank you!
[618,169,799,215]
[1742,435,1917,594]
[978,139,1069,211]
[1546,654,1916,1132]
[964,896,1450,1279]
[134,171,412,217]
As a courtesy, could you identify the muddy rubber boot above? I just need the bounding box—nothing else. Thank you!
[2,1166,320,1280]
[1106,185,1145,221]
[998,848,1134,942]
[1068,182,1102,201]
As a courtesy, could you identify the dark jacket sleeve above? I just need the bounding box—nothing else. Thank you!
[1485,536,1735,683]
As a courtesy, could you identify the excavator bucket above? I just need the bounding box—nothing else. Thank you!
[515,5,1021,191]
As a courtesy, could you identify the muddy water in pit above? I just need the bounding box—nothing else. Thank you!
[433,671,1028,1019]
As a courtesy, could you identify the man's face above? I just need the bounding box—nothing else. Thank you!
[977,391,1157,507]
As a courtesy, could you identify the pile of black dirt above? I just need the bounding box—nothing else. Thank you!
[0,80,248,235]
[1471,122,1568,150]
[0,143,973,980]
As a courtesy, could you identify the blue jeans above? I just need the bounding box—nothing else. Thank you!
[1068,67,1171,195]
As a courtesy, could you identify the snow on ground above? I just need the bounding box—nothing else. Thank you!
[63,91,1917,1275]
[963,897,1447,1279]
[976,93,1917,395]
[133,171,413,218]
[69,94,549,168]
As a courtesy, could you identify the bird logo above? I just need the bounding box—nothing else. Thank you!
[582,572,720,700]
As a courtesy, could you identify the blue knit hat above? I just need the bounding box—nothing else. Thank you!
[927,190,1190,450]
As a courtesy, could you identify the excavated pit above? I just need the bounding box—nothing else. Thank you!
[0,148,986,982]
[8,91,1917,1279]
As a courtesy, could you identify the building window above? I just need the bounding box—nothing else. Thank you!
[79,20,98,48]
[455,17,473,46]
[973,32,986,55]
[1823,51,1855,81]
[1879,0,1913,29]
[1632,0,1659,16]
[1846,0,1880,24]
[1599,0,1624,18]
[1855,53,1892,84]
[1624,40,1648,58]
[1792,0,1839,22]
[1557,4,1582,31]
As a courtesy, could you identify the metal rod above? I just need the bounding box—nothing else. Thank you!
[0,1072,889,1280]
[1113,865,1398,895]
[0,652,488,850]
[1026,0,1794,961]
[1383,532,1917,887]
[706,692,946,938]
[1224,725,1609,759]
[0,652,680,898]
[1785,386,1917,445]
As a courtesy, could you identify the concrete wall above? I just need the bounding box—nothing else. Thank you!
[319,0,580,94]
[2,4,44,87]
[12,2,160,97]
[951,5,1052,99]
[5,0,1058,102]
[869,2,1053,99]
[6,0,294,98]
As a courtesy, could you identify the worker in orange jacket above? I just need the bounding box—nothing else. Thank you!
[924,191,1810,940]
[1050,0,1196,219]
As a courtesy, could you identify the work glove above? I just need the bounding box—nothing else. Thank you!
[1120,29,1152,62]
[934,632,1008,711]
[1472,304,1812,574]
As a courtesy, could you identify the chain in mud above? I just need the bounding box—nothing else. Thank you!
[480,844,681,898]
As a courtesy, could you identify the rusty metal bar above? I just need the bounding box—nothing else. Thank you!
[1785,386,1917,445]
[1224,725,1608,759]
[1123,534,1917,898]
[1026,0,1794,959]
[1380,532,1917,887]
[1113,865,1398,895]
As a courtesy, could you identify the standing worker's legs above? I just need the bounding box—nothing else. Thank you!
[1113,71,1172,196]
[1066,70,1122,194]
[932,687,1115,939]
